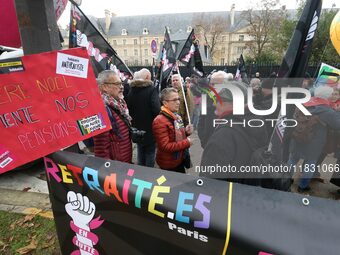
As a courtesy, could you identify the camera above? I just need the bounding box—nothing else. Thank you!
[130,127,146,144]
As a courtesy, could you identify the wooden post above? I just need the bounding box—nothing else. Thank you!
[14,0,61,54]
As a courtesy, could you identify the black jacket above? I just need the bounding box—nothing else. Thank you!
[127,79,160,145]
[200,112,268,183]
[197,96,216,148]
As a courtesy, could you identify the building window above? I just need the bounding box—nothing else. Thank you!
[145,59,149,65]
[134,60,138,66]
[237,46,244,53]
[113,40,117,46]
[144,38,148,44]
[143,28,149,35]
[222,36,226,42]
[124,49,127,56]
[121,29,127,35]
[144,49,148,56]
[123,39,126,45]
[221,47,226,54]
[220,58,225,65]
[134,49,138,56]
[134,39,138,45]
[239,35,244,41]
[187,26,192,33]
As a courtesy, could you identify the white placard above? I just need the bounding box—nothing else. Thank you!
[56,52,89,79]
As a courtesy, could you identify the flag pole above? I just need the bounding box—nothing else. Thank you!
[70,2,133,77]
[176,61,191,125]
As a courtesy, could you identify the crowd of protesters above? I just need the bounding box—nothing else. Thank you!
[90,68,340,195]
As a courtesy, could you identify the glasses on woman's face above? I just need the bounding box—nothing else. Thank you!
[165,98,181,102]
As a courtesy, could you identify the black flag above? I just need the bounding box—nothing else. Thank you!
[235,54,248,83]
[69,4,133,78]
[270,0,322,160]
[178,29,204,77]
[158,28,176,88]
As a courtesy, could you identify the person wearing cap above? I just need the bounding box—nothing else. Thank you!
[200,80,268,184]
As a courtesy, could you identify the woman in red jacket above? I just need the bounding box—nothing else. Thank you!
[94,70,132,163]
[152,88,193,173]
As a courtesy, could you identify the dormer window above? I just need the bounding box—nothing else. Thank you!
[121,29,127,35]
[143,28,149,35]
[187,26,192,33]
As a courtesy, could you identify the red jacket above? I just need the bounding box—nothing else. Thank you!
[152,107,190,170]
[94,108,132,163]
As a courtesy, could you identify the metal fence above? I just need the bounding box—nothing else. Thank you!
[128,63,340,79]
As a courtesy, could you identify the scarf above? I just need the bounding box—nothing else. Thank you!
[160,106,186,142]
[102,93,132,125]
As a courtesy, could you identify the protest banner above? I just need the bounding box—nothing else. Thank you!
[0,47,111,174]
[315,63,340,87]
[46,151,340,255]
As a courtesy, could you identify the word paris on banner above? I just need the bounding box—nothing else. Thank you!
[0,48,111,173]
[46,151,340,255]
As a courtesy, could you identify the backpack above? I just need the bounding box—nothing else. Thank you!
[291,108,319,143]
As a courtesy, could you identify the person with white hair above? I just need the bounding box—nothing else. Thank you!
[288,85,340,193]
[171,74,193,127]
[94,70,132,163]
[127,68,160,167]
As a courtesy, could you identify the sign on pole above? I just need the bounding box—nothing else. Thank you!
[151,39,157,58]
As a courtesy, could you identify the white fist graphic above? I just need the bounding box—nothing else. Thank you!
[65,191,95,228]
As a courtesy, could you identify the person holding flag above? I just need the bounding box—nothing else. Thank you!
[171,74,193,127]
[152,88,193,173]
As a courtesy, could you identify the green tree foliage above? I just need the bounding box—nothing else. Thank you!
[268,0,340,66]
[309,9,339,65]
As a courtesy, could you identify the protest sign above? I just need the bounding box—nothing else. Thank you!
[46,151,340,255]
[315,63,340,87]
[0,48,111,174]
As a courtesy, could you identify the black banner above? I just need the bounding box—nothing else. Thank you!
[270,0,322,160]
[235,54,248,83]
[158,29,176,87]
[69,4,132,78]
[46,151,340,255]
[178,29,204,77]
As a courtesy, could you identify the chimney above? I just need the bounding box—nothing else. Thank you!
[104,9,111,34]
[230,4,235,27]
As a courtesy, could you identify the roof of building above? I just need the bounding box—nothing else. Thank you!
[97,11,250,37]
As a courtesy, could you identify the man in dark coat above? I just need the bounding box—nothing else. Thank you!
[127,68,160,167]
[200,80,268,185]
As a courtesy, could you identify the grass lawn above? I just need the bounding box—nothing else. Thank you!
[0,211,61,255]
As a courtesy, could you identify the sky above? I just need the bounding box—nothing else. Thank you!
[58,0,338,28]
